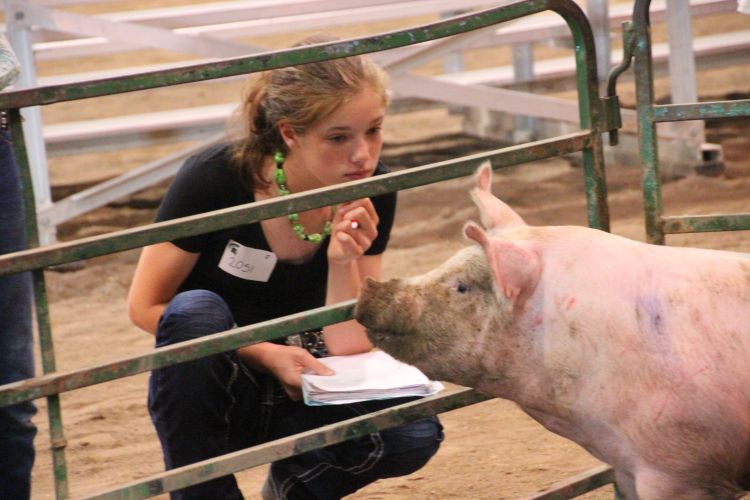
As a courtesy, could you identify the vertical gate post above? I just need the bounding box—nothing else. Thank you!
[8,108,70,499]
[632,0,664,244]
[557,0,610,232]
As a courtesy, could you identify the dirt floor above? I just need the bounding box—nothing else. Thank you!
[21,3,750,499]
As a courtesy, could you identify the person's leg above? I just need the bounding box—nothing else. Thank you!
[148,289,260,500]
[0,283,36,500]
[264,398,443,499]
[0,129,36,500]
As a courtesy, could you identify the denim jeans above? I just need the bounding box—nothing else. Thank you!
[148,289,443,499]
[0,130,36,500]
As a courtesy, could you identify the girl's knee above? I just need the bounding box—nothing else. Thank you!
[382,416,443,461]
[156,290,234,346]
[386,416,443,445]
[371,417,443,479]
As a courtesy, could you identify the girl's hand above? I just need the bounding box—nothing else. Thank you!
[328,198,379,265]
[262,344,334,401]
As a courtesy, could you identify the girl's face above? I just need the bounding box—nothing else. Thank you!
[281,85,386,189]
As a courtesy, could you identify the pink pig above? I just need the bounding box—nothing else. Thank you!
[355,162,750,499]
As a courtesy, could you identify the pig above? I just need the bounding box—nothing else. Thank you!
[355,162,750,499]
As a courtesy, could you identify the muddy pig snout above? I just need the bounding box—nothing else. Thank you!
[355,278,380,327]
[355,278,420,332]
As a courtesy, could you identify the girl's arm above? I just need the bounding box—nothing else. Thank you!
[127,241,199,335]
[128,241,333,399]
[323,200,383,355]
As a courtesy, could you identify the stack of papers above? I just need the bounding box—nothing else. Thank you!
[302,350,444,406]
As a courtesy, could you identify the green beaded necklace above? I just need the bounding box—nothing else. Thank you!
[273,151,332,244]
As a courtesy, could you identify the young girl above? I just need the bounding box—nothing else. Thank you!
[127,36,443,500]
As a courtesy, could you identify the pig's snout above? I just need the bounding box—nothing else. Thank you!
[355,278,420,346]
[354,277,396,331]
[354,277,384,328]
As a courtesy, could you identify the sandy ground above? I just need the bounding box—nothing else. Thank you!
[20,2,750,499]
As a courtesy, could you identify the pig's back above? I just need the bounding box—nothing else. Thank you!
[526,226,750,478]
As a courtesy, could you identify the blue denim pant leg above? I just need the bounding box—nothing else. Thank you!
[148,289,257,500]
[265,398,443,500]
[0,130,36,500]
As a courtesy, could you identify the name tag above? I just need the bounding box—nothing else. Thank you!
[218,240,277,282]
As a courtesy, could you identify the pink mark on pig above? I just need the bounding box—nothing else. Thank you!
[618,347,639,357]
[554,295,577,315]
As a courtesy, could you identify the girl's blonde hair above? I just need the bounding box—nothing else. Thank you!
[230,35,390,191]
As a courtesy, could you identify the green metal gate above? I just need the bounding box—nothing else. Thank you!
[6,0,740,497]
[606,0,750,245]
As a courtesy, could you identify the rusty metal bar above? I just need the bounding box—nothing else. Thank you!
[605,20,635,146]
[632,0,664,245]
[8,108,70,498]
[652,100,750,122]
[556,4,610,232]
[0,0,595,110]
[524,464,615,500]
[0,131,592,277]
[537,1,610,232]
[85,387,491,499]
[0,301,353,408]
[662,213,750,234]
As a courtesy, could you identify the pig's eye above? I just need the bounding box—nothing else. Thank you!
[454,281,471,294]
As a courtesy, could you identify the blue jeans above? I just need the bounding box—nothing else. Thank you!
[0,129,36,499]
[148,290,443,499]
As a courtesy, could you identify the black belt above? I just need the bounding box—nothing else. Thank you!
[285,329,329,358]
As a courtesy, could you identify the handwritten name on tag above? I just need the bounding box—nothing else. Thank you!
[218,240,277,282]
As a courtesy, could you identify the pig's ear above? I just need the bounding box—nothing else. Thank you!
[464,221,540,310]
[470,161,526,231]
[474,160,493,192]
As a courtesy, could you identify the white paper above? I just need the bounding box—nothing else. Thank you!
[302,351,444,406]
[740,0,750,13]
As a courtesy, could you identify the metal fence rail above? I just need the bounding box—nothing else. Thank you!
[0,0,618,497]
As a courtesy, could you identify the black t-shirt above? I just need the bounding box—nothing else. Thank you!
[155,143,397,327]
